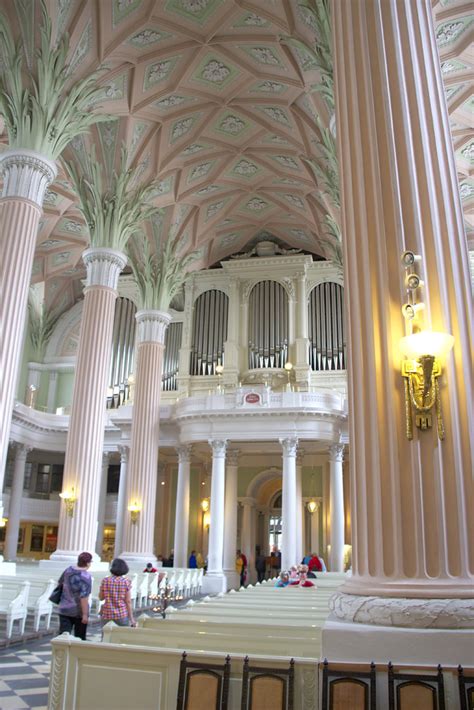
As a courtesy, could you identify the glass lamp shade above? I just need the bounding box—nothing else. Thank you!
[201,498,210,512]
[399,331,454,360]
[307,500,318,513]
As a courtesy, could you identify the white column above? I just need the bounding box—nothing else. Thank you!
[310,504,321,557]
[202,439,227,594]
[4,443,32,561]
[173,445,192,568]
[114,446,129,558]
[223,449,240,589]
[263,510,270,555]
[177,279,194,396]
[329,444,345,572]
[47,371,58,413]
[241,497,256,584]
[95,452,110,556]
[280,437,298,570]
[223,279,240,386]
[295,450,304,563]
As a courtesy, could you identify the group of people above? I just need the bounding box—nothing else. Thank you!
[275,552,327,588]
[188,550,206,569]
[55,552,137,641]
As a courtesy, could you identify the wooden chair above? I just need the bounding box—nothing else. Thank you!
[458,665,474,710]
[388,662,445,710]
[176,651,230,710]
[240,656,294,710]
[321,659,376,710]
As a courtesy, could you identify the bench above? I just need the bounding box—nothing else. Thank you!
[0,576,55,631]
[0,580,30,637]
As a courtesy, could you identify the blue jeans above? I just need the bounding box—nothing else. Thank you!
[100,617,130,628]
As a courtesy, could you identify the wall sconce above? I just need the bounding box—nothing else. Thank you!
[203,511,211,529]
[128,501,141,524]
[200,497,210,513]
[0,516,8,528]
[400,251,454,439]
[307,500,319,514]
[284,361,293,391]
[215,364,224,393]
[26,384,38,409]
[59,488,77,517]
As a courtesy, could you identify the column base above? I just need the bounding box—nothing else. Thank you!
[223,569,240,591]
[44,550,108,572]
[202,572,228,595]
[0,560,16,575]
[119,552,157,567]
[322,618,474,666]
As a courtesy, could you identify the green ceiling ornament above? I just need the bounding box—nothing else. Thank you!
[0,1,111,159]
[128,215,199,312]
[27,286,60,361]
[66,146,160,252]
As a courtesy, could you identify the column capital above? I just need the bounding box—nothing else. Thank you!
[82,247,127,290]
[296,449,305,466]
[136,309,172,345]
[10,442,33,458]
[0,149,57,206]
[328,443,345,462]
[118,445,129,464]
[102,451,111,467]
[240,496,256,508]
[280,437,298,457]
[209,439,227,458]
[177,445,192,464]
[226,448,240,467]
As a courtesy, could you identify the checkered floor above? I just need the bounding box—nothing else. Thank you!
[0,627,102,710]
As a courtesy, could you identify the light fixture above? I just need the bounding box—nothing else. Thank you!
[26,384,38,408]
[0,516,8,528]
[399,251,454,439]
[128,501,141,524]
[200,497,210,513]
[307,500,319,514]
[203,511,211,529]
[284,361,293,391]
[215,364,224,393]
[59,488,77,517]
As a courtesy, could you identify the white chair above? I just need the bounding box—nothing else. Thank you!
[0,580,30,638]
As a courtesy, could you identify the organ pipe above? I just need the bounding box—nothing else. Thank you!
[247,280,289,369]
[190,290,229,375]
[308,282,346,371]
[107,297,137,408]
[162,321,183,391]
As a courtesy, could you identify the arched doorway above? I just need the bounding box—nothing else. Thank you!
[268,491,282,553]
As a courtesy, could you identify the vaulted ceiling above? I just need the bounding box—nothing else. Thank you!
[0,0,472,317]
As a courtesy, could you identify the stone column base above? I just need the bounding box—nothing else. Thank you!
[202,572,228,595]
[0,560,16,575]
[39,558,110,573]
[322,618,474,666]
[120,553,157,567]
[223,569,240,591]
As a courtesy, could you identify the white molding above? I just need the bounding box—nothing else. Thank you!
[136,309,172,344]
[83,248,127,290]
[0,149,57,206]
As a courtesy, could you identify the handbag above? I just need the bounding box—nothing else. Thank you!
[49,582,63,605]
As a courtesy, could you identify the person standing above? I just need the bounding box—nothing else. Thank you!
[99,558,136,628]
[255,546,266,583]
[236,550,245,587]
[188,550,197,568]
[57,551,93,640]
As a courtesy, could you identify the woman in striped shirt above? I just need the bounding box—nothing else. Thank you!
[99,558,136,627]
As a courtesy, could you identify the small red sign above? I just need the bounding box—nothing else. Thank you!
[245,393,261,404]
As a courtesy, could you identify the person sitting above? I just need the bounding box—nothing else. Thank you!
[289,565,300,585]
[188,550,197,568]
[196,552,205,569]
[99,558,136,628]
[275,571,290,587]
[298,564,316,588]
[302,553,312,566]
[143,562,157,573]
[308,552,323,574]
[318,554,327,572]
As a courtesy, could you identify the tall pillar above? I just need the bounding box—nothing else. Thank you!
[121,310,171,564]
[177,279,194,396]
[50,248,126,563]
[310,505,320,557]
[174,445,192,568]
[296,449,304,562]
[241,497,256,584]
[4,444,32,561]
[223,449,240,589]
[328,444,345,572]
[295,272,310,389]
[95,452,110,556]
[47,371,58,413]
[324,0,474,662]
[280,437,298,570]
[223,278,240,387]
[0,150,57,513]
[202,439,227,594]
[114,446,129,558]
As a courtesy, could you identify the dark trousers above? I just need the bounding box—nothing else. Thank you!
[59,614,88,640]
[257,569,265,583]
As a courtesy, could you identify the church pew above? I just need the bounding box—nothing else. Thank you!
[49,633,319,710]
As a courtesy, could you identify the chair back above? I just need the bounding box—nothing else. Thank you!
[458,666,474,710]
[176,651,230,710]
[321,659,376,710]
[241,656,294,710]
[388,662,445,710]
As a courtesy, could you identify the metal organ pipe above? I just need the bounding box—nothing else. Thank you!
[162,322,183,391]
[189,290,229,375]
[308,282,345,371]
[107,297,137,408]
[247,280,289,370]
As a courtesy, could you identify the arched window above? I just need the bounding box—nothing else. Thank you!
[107,297,136,408]
[308,282,346,371]
[162,321,183,391]
[190,290,228,375]
[248,280,288,369]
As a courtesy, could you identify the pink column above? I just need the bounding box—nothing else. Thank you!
[121,310,171,564]
[51,248,126,562]
[328,0,473,632]
[0,150,57,512]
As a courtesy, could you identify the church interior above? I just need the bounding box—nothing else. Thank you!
[0,0,472,708]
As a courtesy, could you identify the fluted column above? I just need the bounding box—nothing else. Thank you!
[0,150,57,511]
[202,439,227,594]
[329,0,473,630]
[95,453,110,556]
[328,444,345,572]
[223,449,240,589]
[173,445,192,567]
[241,497,256,584]
[4,443,32,561]
[47,371,58,413]
[310,504,320,556]
[51,248,126,562]
[280,437,298,570]
[121,310,171,563]
[296,450,304,562]
[114,446,129,558]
